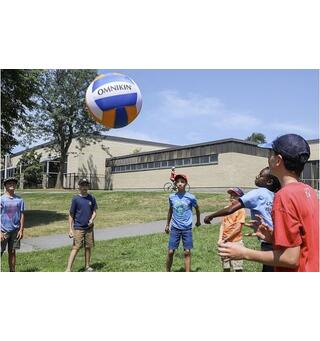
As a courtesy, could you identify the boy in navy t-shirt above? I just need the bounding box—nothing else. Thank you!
[66,178,97,272]
[165,174,201,272]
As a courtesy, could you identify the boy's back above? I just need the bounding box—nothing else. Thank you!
[272,182,319,272]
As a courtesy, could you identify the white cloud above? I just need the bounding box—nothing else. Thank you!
[156,89,262,131]
[157,90,224,118]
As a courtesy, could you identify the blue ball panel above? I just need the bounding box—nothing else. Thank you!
[114,107,128,128]
[95,93,137,111]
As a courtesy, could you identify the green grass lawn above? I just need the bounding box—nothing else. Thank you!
[15,190,229,237]
[1,224,262,272]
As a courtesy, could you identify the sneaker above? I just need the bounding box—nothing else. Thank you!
[84,266,94,272]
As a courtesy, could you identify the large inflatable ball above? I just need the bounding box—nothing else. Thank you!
[85,73,142,128]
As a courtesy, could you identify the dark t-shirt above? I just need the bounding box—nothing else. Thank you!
[70,194,98,229]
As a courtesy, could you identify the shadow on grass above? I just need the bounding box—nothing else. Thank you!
[20,267,41,272]
[24,210,68,228]
[173,267,202,272]
[78,262,106,272]
[0,267,41,272]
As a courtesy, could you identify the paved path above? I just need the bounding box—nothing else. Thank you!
[19,213,222,253]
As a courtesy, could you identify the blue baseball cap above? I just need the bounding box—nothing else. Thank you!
[259,134,310,163]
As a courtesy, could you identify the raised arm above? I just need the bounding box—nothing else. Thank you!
[204,200,243,224]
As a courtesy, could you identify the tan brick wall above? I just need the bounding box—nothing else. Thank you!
[112,153,269,190]
[9,139,319,190]
[10,147,56,167]
[67,138,167,176]
[309,141,319,161]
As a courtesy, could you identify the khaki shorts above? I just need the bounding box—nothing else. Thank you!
[72,228,94,250]
[221,240,244,271]
[1,230,21,253]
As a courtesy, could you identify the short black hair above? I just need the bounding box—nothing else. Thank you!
[259,167,281,193]
[268,174,281,193]
[281,155,307,177]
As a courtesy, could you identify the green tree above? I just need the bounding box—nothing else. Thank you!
[245,132,266,144]
[25,70,108,188]
[16,150,43,188]
[1,69,41,156]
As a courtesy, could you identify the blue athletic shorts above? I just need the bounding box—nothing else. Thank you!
[168,226,193,250]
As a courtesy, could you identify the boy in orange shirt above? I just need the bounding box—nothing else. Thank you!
[219,187,246,272]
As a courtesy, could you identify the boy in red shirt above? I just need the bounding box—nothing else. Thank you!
[218,134,319,272]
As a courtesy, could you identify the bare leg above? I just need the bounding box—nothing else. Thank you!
[66,248,79,272]
[166,249,175,272]
[184,249,191,272]
[84,248,91,268]
[8,250,16,272]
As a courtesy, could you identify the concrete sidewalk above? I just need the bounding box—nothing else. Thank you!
[19,213,222,253]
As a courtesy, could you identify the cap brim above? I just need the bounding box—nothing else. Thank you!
[227,189,240,196]
[258,142,273,149]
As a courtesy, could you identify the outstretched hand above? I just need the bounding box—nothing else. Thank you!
[204,216,212,224]
[217,240,247,260]
[245,215,273,243]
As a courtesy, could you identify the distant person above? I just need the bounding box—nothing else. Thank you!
[66,178,98,272]
[218,134,319,272]
[170,167,176,182]
[165,174,201,272]
[218,187,246,272]
[204,167,281,272]
[1,177,25,272]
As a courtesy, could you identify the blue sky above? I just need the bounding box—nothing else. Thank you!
[12,69,319,153]
[99,69,319,146]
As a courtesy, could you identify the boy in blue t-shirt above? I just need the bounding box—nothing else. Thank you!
[165,174,201,272]
[1,177,25,272]
[204,167,281,272]
[65,178,98,272]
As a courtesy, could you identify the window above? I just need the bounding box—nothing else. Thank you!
[112,152,219,173]
[161,161,168,167]
[200,156,209,163]
[210,154,218,163]
[183,158,191,165]
[192,157,200,164]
